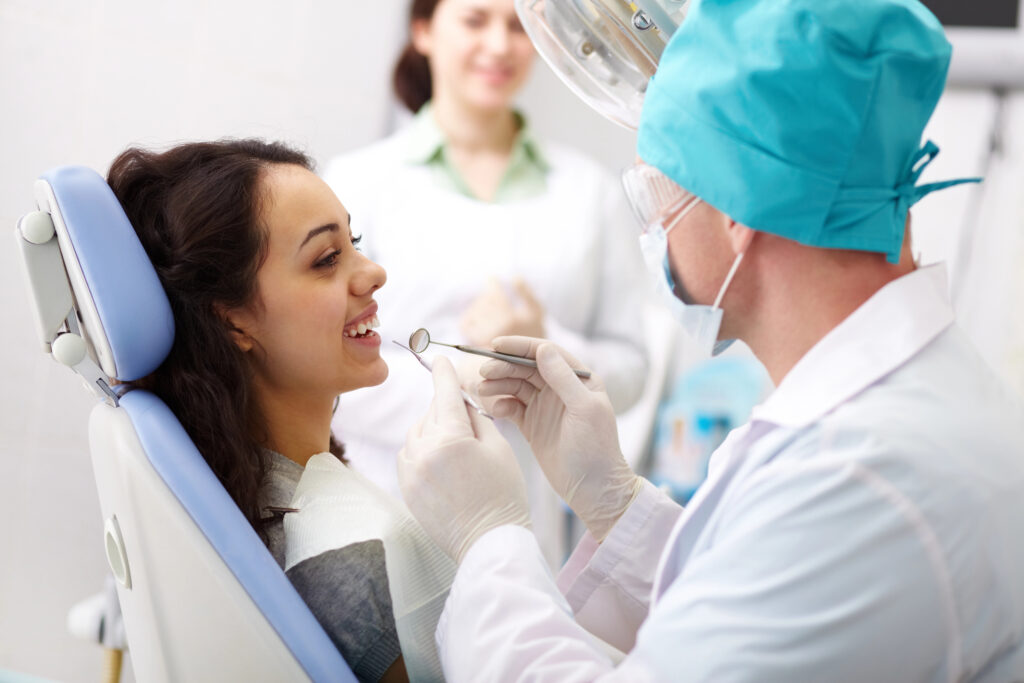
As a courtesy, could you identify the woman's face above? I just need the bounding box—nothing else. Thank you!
[228,164,388,401]
[414,0,535,113]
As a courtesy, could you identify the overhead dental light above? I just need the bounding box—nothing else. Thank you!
[515,0,692,129]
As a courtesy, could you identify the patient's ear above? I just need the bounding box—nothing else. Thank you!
[215,303,256,353]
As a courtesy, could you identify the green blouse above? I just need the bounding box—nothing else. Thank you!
[402,102,550,203]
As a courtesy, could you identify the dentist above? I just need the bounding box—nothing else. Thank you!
[397,0,1024,680]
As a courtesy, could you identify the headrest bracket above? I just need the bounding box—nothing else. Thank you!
[15,209,119,407]
[51,331,120,407]
[14,211,74,353]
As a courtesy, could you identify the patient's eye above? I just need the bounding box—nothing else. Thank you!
[351,234,362,252]
[315,249,342,269]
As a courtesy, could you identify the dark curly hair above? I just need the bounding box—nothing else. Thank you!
[107,139,345,540]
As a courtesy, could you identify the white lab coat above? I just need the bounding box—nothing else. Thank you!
[438,264,1024,682]
[323,125,648,565]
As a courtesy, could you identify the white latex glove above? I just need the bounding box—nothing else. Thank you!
[477,337,643,542]
[455,352,488,400]
[460,277,546,348]
[398,356,532,564]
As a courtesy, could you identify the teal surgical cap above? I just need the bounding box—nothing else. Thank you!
[637,0,980,263]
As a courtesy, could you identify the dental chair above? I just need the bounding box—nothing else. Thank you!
[14,166,356,682]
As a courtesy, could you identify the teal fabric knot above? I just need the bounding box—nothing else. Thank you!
[890,139,981,262]
[826,141,981,264]
[897,140,980,211]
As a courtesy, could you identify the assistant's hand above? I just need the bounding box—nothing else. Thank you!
[398,356,532,564]
[460,278,546,348]
[477,338,643,542]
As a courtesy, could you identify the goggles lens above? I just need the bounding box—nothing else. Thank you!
[621,162,697,235]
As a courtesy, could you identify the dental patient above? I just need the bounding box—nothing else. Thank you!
[107,139,454,683]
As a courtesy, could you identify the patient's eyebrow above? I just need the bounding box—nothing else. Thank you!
[298,222,339,252]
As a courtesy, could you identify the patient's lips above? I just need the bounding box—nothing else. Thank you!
[344,302,381,349]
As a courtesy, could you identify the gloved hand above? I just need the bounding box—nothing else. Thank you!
[460,277,546,347]
[477,337,644,542]
[398,356,532,564]
[455,352,488,401]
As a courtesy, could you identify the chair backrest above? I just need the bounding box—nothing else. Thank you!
[14,165,355,682]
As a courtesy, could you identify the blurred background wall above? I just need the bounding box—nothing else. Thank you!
[0,1,1019,681]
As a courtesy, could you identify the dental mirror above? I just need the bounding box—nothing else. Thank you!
[409,328,431,354]
[407,327,591,379]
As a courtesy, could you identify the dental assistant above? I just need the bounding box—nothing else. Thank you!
[325,0,647,565]
[396,0,1024,680]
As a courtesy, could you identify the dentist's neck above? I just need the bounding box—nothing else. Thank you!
[739,234,915,387]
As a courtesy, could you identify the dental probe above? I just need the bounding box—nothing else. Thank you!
[408,328,591,380]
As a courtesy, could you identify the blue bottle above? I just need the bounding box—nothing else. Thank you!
[648,356,768,504]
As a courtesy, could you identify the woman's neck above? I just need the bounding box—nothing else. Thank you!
[256,385,334,467]
[431,95,519,156]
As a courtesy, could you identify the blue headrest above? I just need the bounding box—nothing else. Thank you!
[40,166,174,381]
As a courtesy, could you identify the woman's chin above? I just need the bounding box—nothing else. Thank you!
[370,360,389,386]
[334,359,389,396]
[361,359,390,388]
[463,91,517,115]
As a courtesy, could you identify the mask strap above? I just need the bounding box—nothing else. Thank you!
[663,197,702,236]
[712,250,745,310]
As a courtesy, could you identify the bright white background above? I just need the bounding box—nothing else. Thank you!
[0,2,1020,681]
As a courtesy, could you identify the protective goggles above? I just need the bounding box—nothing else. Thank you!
[515,0,692,129]
[621,162,700,235]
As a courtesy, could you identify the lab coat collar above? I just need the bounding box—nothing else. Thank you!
[749,263,954,429]
[401,102,549,171]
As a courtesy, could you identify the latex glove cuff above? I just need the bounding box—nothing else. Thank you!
[581,473,645,543]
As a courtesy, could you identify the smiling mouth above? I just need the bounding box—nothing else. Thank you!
[344,315,380,339]
[477,66,515,79]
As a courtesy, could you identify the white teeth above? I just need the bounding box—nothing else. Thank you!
[345,314,380,338]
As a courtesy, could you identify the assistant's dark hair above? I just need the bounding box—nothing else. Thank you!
[107,139,346,540]
[394,0,443,113]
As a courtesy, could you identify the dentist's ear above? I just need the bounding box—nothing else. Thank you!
[726,219,756,255]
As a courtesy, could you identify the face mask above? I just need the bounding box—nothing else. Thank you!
[638,200,744,358]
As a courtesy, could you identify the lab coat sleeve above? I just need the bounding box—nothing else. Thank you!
[556,479,683,651]
[542,173,649,414]
[437,525,660,683]
[436,482,682,682]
